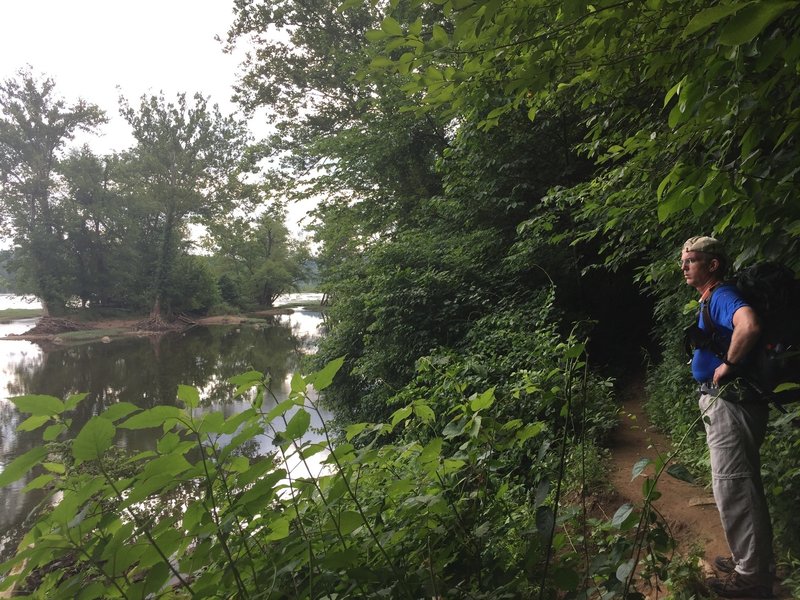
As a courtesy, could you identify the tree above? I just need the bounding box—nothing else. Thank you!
[118,92,251,320]
[0,69,105,315]
[206,206,310,308]
[58,147,130,307]
[365,1,800,270]
[227,0,448,265]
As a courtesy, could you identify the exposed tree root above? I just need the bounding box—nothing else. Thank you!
[134,315,184,333]
[23,317,87,335]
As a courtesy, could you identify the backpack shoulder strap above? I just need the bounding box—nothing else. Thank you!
[700,287,717,334]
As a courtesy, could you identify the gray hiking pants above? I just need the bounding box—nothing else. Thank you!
[699,391,773,579]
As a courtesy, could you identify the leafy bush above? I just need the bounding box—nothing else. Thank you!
[0,352,666,599]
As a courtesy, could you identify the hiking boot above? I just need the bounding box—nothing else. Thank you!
[706,571,773,598]
[714,555,736,573]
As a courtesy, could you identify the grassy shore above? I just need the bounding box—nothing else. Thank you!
[0,308,43,321]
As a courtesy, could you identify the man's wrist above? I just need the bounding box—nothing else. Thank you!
[723,358,737,367]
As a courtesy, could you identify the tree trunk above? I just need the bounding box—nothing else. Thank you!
[150,296,162,320]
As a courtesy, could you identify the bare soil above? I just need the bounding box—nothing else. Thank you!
[606,378,792,599]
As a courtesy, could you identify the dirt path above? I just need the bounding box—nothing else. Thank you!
[607,380,728,565]
[607,379,791,598]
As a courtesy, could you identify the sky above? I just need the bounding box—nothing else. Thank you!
[0,0,314,235]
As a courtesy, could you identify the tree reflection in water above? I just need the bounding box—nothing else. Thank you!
[0,311,325,563]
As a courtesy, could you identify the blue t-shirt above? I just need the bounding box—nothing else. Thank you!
[691,284,750,383]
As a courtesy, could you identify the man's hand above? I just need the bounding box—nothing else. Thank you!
[713,362,735,386]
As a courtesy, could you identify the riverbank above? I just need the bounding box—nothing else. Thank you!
[0,306,321,345]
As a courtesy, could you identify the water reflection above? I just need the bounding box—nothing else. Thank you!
[0,304,327,563]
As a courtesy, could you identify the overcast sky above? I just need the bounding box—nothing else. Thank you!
[0,0,248,153]
[0,1,315,234]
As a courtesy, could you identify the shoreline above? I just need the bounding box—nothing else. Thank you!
[0,308,299,344]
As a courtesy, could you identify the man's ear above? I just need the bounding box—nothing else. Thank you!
[708,258,719,272]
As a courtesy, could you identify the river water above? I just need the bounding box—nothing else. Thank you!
[0,294,329,563]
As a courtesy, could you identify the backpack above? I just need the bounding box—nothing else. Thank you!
[702,262,800,410]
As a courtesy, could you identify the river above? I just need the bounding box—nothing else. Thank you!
[0,294,330,563]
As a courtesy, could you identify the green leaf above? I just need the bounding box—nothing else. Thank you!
[228,370,263,386]
[119,406,182,430]
[290,371,307,394]
[11,394,64,417]
[774,382,800,392]
[177,384,200,408]
[666,463,695,483]
[284,409,311,439]
[432,24,449,45]
[683,3,751,37]
[442,415,467,438]
[265,517,290,541]
[311,356,345,391]
[42,423,67,441]
[64,393,88,412]
[390,405,412,429]
[370,56,394,69]
[267,398,295,421]
[72,417,116,463]
[0,446,49,486]
[381,16,403,37]
[631,457,651,480]
[516,421,545,443]
[719,2,795,46]
[663,76,686,108]
[470,387,495,411]
[612,502,636,530]
[345,422,368,441]
[100,402,140,422]
[616,558,635,583]
[413,403,435,423]
[338,510,363,535]
[22,473,54,492]
[17,414,51,432]
[365,29,388,42]
[417,437,442,466]
[142,454,193,480]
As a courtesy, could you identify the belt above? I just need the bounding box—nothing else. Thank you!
[699,382,719,396]
[699,380,762,404]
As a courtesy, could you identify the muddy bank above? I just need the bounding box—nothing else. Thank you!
[1,309,295,344]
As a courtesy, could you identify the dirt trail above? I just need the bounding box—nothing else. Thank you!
[607,379,791,598]
[607,380,728,564]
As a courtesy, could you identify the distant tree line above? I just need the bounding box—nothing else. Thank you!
[0,69,310,318]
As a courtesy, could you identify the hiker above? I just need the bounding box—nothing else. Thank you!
[681,235,774,598]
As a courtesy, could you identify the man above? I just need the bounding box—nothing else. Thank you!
[682,236,773,598]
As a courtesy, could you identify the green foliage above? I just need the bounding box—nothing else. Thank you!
[205,208,310,309]
[1,348,668,599]
[761,403,800,557]
[0,69,106,315]
[165,254,221,315]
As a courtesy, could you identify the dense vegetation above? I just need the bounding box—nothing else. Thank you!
[0,77,309,318]
[2,0,800,597]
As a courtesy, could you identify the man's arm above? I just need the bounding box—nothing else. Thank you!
[712,305,761,385]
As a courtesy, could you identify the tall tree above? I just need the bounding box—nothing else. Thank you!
[227,0,448,258]
[118,92,251,320]
[59,148,129,307]
[0,69,105,315]
[206,206,310,308]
